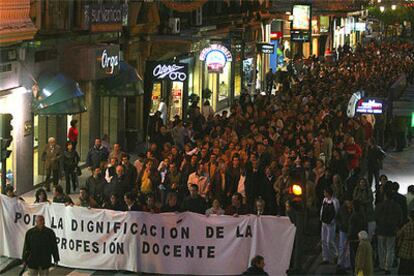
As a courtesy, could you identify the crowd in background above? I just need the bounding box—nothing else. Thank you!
[4,40,414,275]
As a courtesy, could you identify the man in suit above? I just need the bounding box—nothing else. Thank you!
[41,137,62,192]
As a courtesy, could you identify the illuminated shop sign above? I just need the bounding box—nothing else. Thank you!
[152,64,187,81]
[257,43,274,54]
[292,5,311,31]
[100,49,119,74]
[356,98,383,114]
[199,44,232,73]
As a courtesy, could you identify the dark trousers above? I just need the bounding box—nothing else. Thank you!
[398,258,414,275]
[349,240,359,273]
[45,168,59,190]
[64,169,77,194]
[266,81,273,94]
[367,167,380,190]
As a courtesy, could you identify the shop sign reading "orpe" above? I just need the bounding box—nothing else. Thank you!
[152,64,187,81]
[100,49,119,75]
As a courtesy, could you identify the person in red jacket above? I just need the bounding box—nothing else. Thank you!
[345,136,362,170]
[67,119,79,149]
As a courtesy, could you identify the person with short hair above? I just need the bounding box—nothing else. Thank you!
[225,193,249,216]
[52,185,73,206]
[22,215,60,275]
[205,198,225,216]
[181,184,206,214]
[76,187,97,208]
[85,167,105,207]
[396,209,414,275]
[67,119,78,149]
[41,137,62,192]
[86,138,109,170]
[242,255,268,275]
[375,191,403,274]
[124,192,142,211]
[355,231,373,276]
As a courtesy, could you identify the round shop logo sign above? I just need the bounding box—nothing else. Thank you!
[199,44,232,72]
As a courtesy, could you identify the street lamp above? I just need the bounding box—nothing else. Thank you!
[380,6,385,12]
[391,4,397,10]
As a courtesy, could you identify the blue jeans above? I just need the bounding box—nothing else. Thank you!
[337,231,350,269]
[321,222,337,262]
[377,235,395,271]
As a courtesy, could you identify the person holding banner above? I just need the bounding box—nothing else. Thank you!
[22,215,59,276]
[181,184,206,214]
[242,255,268,275]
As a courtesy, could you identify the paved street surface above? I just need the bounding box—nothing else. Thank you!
[382,144,414,195]
[305,145,414,275]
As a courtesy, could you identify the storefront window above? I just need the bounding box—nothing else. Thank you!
[150,82,161,115]
[33,115,40,185]
[234,62,241,97]
[170,81,183,120]
[243,58,254,88]
[0,95,15,186]
[218,63,230,101]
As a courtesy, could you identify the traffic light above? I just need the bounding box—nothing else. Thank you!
[0,114,13,160]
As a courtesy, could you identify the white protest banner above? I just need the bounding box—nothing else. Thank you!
[0,195,296,275]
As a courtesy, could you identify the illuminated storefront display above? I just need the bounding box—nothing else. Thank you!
[292,5,311,31]
[200,44,233,111]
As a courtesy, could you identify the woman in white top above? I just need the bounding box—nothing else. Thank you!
[205,198,225,216]
[202,100,214,120]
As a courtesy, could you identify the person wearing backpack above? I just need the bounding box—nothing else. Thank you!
[320,187,340,264]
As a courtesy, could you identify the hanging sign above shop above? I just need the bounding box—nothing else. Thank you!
[82,3,125,32]
[152,63,187,81]
[257,43,274,54]
[356,98,383,114]
[100,49,119,74]
[97,47,120,76]
[199,44,232,73]
[270,32,282,40]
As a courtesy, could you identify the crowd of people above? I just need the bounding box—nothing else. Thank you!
[4,40,414,275]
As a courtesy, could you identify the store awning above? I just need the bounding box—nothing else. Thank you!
[96,61,144,96]
[32,73,87,115]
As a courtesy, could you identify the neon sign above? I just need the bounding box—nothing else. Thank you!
[199,44,232,73]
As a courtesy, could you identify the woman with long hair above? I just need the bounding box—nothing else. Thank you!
[62,141,80,194]
[34,188,50,203]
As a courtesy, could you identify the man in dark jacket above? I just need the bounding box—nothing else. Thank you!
[22,215,59,275]
[375,191,403,274]
[366,139,385,190]
[336,199,353,271]
[181,184,206,214]
[242,255,268,275]
[86,138,109,170]
[391,182,408,225]
[85,167,105,207]
[105,165,129,202]
[121,154,138,192]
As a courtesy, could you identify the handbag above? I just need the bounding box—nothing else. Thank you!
[76,166,82,176]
